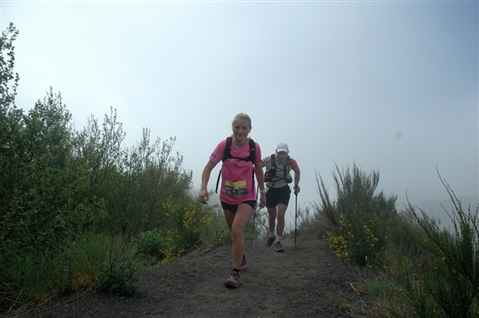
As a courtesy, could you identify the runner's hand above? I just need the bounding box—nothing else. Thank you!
[200,189,209,204]
[259,193,266,208]
[294,185,300,194]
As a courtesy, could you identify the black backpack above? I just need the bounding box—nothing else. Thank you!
[264,153,291,186]
[215,137,256,193]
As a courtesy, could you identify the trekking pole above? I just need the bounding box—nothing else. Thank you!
[251,186,259,245]
[294,192,298,247]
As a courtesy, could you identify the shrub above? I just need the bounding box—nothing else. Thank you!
[97,260,141,297]
[395,174,479,317]
[199,207,233,246]
[135,229,167,259]
[315,163,398,267]
[158,197,214,262]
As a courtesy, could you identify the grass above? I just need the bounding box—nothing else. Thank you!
[310,164,479,318]
[3,162,478,318]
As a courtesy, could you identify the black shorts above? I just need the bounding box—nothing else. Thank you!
[221,200,257,214]
[266,186,291,208]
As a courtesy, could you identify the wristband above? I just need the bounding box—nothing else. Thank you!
[259,189,267,194]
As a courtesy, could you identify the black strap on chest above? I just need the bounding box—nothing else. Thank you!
[265,154,290,186]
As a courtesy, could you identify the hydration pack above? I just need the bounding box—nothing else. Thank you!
[215,137,256,193]
[264,154,292,185]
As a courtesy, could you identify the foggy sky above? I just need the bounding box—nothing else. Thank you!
[2,1,478,227]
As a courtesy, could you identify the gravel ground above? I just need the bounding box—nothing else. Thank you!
[9,232,378,318]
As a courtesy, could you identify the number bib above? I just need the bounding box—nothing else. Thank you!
[225,180,248,198]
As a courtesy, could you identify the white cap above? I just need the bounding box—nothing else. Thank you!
[276,143,289,153]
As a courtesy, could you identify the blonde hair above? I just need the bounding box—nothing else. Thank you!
[232,113,252,129]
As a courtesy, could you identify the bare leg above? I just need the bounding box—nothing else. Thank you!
[267,207,277,235]
[225,204,253,269]
[275,203,288,237]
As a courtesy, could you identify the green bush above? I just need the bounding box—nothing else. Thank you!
[197,207,232,246]
[394,175,479,318]
[135,229,167,258]
[67,233,131,288]
[69,232,141,297]
[97,260,141,297]
[0,247,63,309]
[315,164,398,266]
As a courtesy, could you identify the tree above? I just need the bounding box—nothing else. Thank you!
[0,23,23,245]
[0,23,22,179]
[0,22,19,107]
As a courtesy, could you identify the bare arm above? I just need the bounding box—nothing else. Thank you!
[254,162,266,208]
[261,156,270,168]
[293,165,301,194]
[200,160,217,204]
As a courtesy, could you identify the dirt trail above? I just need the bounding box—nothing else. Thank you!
[12,233,373,318]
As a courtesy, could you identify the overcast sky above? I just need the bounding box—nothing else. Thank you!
[2,1,478,226]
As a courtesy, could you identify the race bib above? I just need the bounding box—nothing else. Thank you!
[225,180,248,198]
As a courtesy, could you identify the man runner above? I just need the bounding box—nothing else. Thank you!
[262,143,301,252]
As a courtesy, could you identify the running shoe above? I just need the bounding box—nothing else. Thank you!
[274,241,284,252]
[264,236,276,247]
[224,271,241,288]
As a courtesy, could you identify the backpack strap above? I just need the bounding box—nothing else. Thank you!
[265,154,277,186]
[223,137,255,162]
[266,154,291,186]
[223,136,233,161]
[215,168,222,194]
[285,156,290,176]
[247,139,256,191]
